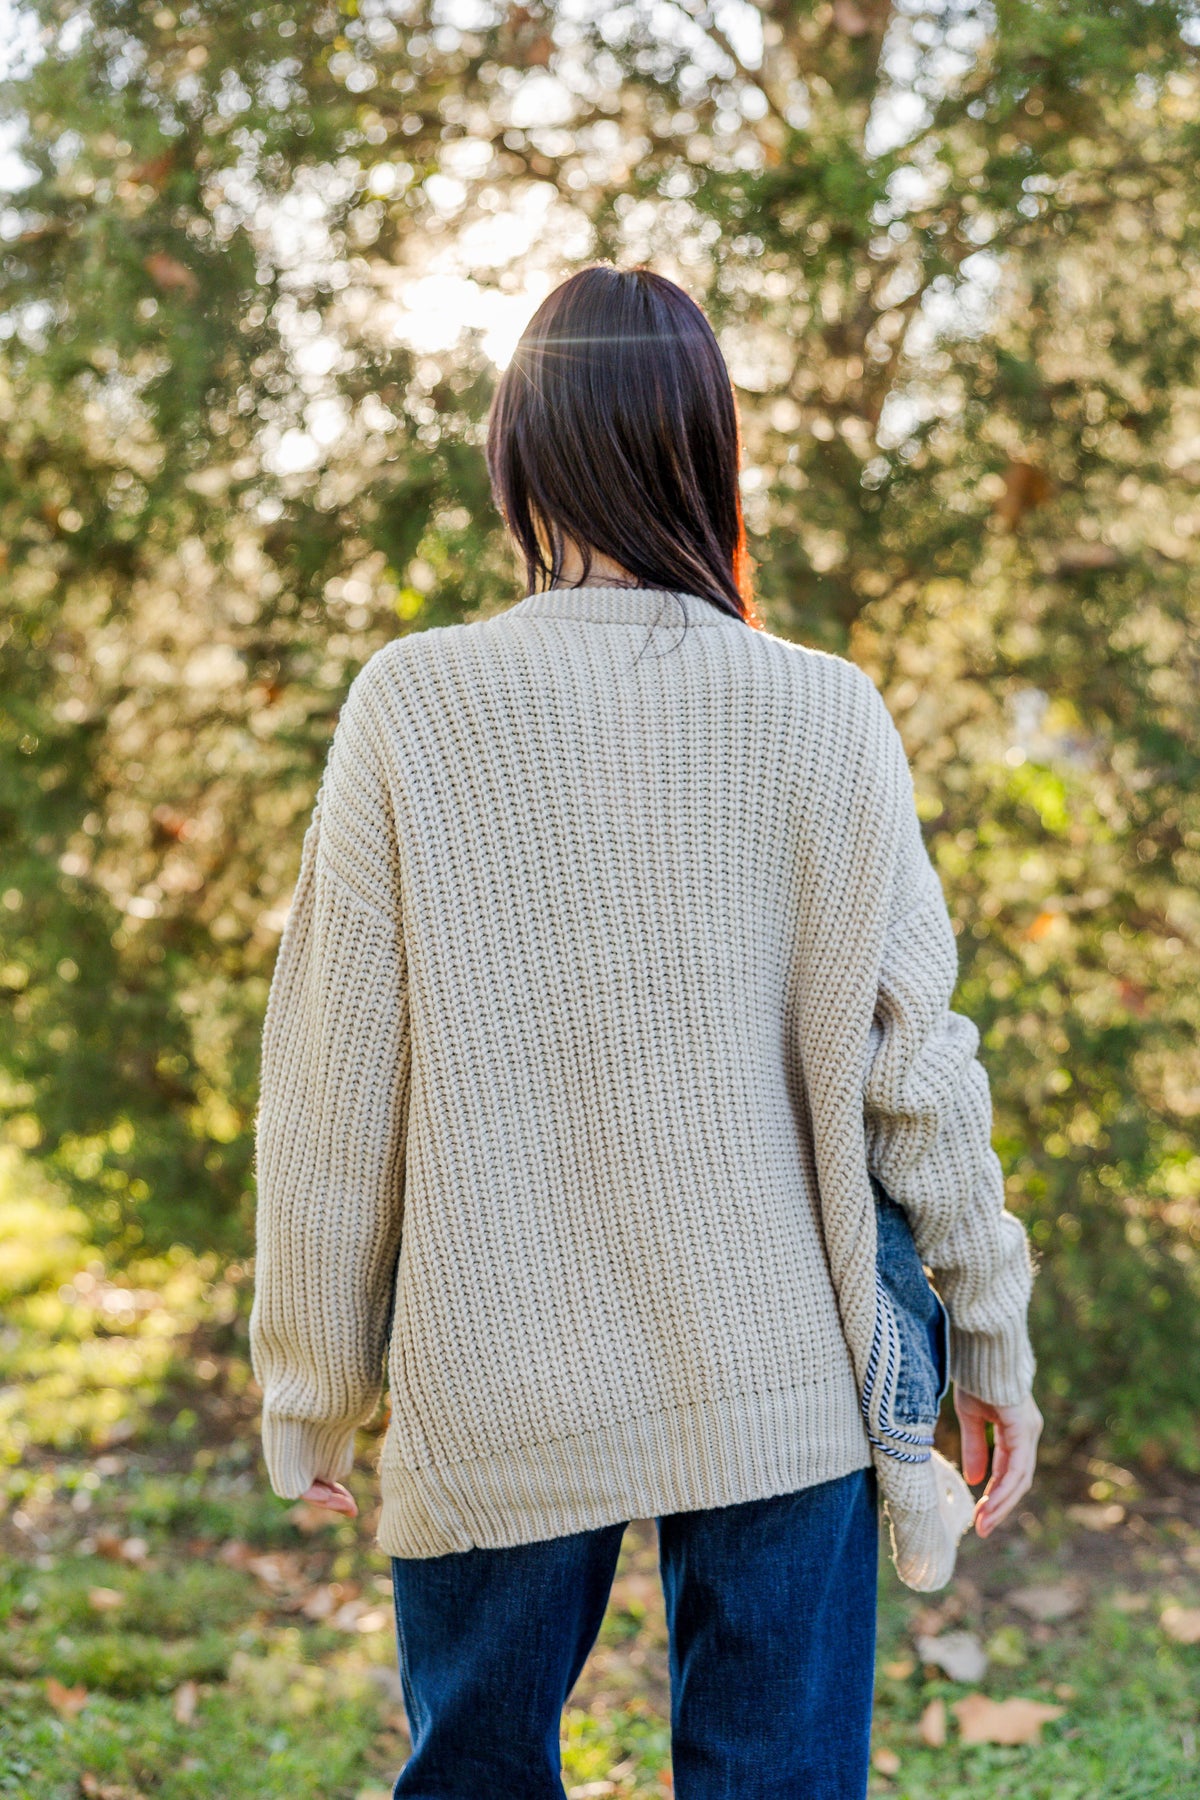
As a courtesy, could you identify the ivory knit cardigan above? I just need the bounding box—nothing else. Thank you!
[250,586,1036,1590]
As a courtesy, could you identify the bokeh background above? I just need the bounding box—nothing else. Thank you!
[2,3,1199,1796]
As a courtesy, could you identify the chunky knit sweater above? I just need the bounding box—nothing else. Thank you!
[250,586,1035,1589]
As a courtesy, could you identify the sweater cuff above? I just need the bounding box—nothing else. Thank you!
[261,1413,359,1499]
[949,1320,1036,1408]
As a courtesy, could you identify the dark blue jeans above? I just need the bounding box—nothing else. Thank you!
[389,1467,878,1799]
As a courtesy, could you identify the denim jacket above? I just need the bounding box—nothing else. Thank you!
[862,1177,950,1464]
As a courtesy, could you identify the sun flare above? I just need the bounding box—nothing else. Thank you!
[390,273,552,368]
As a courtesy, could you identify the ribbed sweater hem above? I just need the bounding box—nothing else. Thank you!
[375,1368,874,1559]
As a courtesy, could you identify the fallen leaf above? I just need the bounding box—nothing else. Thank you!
[1008,1580,1085,1623]
[910,1601,956,1636]
[301,1583,338,1621]
[80,1778,146,1800]
[914,1629,988,1684]
[287,1501,334,1533]
[92,1529,125,1560]
[87,1586,125,1614]
[952,1693,1065,1746]
[882,1657,914,1680]
[1065,1502,1125,1532]
[245,1551,303,1590]
[45,1677,88,1718]
[172,1678,199,1725]
[871,1746,901,1776]
[1161,1604,1200,1645]
[330,1596,370,1631]
[918,1697,947,1747]
[353,1606,391,1634]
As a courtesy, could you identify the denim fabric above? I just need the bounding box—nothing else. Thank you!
[871,1175,950,1429]
[389,1468,878,1799]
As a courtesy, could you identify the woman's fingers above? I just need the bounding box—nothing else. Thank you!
[975,1433,1030,1536]
[976,1455,1033,1534]
[954,1389,1042,1537]
[954,1393,992,1487]
[301,1478,359,1518]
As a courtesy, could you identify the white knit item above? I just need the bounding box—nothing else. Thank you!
[250,587,1035,1589]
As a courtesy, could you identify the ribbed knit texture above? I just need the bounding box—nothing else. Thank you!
[250,587,1036,1590]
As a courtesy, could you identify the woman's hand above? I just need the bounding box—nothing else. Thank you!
[300,1478,359,1518]
[954,1388,1043,1538]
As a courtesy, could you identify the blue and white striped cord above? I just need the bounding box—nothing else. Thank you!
[861,1279,936,1465]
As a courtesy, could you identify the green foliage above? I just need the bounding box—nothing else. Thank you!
[0,1670,386,1798]
[1,1172,1198,1797]
[871,1600,1198,1798]
[21,1630,232,1698]
[0,2,1198,1465]
[55,1562,252,1639]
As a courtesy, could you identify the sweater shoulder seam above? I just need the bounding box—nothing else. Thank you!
[887,859,945,934]
[315,839,401,929]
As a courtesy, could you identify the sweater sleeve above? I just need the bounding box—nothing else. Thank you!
[249,664,411,1498]
[863,723,1036,1408]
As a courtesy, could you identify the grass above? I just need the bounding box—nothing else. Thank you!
[1,1149,1198,1798]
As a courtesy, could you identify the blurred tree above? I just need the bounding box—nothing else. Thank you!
[1,0,1198,1462]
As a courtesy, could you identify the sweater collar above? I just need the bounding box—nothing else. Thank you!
[504,586,742,627]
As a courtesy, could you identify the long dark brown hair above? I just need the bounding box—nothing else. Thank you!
[485,265,756,624]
